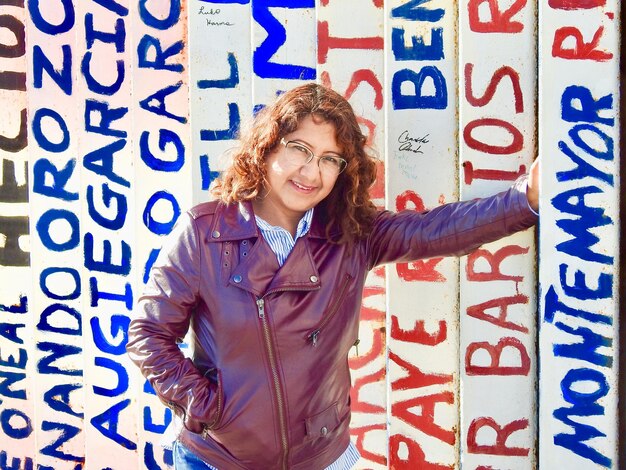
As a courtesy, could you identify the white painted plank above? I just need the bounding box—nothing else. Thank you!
[0,2,35,467]
[538,1,620,468]
[458,1,538,468]
[385,1,460,468]
[316,1,386,467]
[25,0,85,467]
[75,0,138,466]
[130,0,194,468]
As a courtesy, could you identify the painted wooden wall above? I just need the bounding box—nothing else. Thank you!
[0,0,621,468]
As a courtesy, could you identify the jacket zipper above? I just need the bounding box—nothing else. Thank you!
[204,369,224,431]
[167,400,187,425]
[306,273,352,346]
[256,297,289,470]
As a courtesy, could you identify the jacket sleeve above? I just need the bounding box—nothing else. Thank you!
[126,212,220,434]
[365,175,538,269]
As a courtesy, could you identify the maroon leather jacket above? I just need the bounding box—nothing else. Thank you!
[126,177,537,469]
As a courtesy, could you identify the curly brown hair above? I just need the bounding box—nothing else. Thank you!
[212,83,379,244]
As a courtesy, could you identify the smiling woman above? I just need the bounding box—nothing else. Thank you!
[126,82,539,470]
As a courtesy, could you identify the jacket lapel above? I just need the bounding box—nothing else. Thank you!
[208,200,257,242]
[230,235,279,297]
[212,202,324,297]
[266,238,320,294]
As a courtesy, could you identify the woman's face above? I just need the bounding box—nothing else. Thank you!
[256,115,342,226]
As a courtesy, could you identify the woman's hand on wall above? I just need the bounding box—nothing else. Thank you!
[526,158,540,213]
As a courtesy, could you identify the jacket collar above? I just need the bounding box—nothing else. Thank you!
[209,201,325,296]
[208,201,333,242]
[208,201,259,242]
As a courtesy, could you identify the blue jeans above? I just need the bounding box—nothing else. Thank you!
[173,440,217,470]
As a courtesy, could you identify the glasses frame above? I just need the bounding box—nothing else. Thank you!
[279,138,348,175]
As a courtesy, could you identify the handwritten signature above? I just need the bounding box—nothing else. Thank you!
[198,6,234,26]
[199,6,221,15]
[398,130,429,154]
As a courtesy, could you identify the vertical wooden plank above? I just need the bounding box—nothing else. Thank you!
[616,12,626,468]
[183,2,255,465]
[188,0,253,205]
[538,0,620,468]
[25,0,85,467]
[130,0,193,468]
[316,0,386,467]
[385,1,460,468]
[0,1,35,467]
[458,1,538,468]
[76,0,138,466]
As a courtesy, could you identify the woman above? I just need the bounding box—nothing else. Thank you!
[126,83,539,469]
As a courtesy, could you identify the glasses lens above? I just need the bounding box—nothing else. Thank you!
[319,156,346,175]
[284,141,312,166]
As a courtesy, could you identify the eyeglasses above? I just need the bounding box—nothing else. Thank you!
[279,138,347,176]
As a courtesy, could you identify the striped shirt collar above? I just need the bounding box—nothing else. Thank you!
[254,208,314,266]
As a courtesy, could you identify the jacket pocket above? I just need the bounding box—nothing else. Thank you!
[305,402,340,440]
[167,367,224,436]
[202,368,224,433]
[306,272,353,346]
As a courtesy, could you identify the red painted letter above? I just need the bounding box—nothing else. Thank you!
[552,26,613,61]
[463,118,523,154]
[468,0,527,33]
[391,316,447,346]
[466,294,530,332]
[317,21,383,64]
[463,161,526,184]
[467,417,529,456]
[466,245,529,282]
[549,0,606,9]
[465,337,531,375]
[390,434,453,469]
[464,63,524,113]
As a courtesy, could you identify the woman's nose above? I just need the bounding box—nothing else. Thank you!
[298,156,321,179]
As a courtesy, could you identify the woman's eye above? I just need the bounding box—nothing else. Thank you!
[293,144,309,154]
[321,156,339,166]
